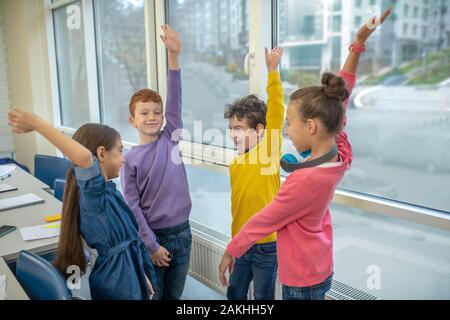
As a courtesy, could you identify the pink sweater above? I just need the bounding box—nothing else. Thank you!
[227,70,356,287]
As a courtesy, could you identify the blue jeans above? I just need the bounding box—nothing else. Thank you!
[282,273,333,300]
[227,242,278,300]
[153,221,192,300]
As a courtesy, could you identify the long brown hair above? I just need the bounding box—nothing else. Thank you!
[53,123,120,276]
[290,72,350,135]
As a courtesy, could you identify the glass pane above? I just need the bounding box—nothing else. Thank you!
[167,0,250,147]
[277,0,450,212]
[94,0,146,143]
[278,0,325,43]
[186,165,231,236]
[53,1,90,128]
[332,203,450,299]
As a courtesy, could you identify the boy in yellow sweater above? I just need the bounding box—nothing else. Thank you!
[223,47,284,300]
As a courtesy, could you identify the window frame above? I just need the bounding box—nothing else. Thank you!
[44,0,450,236]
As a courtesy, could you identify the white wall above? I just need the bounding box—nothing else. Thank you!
[1,0,57,173]
[0,0,14,156]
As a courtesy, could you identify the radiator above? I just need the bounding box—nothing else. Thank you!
[188,220,379,300]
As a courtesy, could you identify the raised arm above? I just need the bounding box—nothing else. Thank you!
[337,7,392,164]
[265,47,285,131]
[342,6,392,74]
[8,107,92,168]
[264,47,285,160]
[160,25,183,140]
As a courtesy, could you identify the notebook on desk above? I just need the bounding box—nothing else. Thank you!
[0,165,16,179]
[0,184,18,194]
[19,222,61,241]
[0,193,45,212]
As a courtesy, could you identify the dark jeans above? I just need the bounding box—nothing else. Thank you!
[227,241,278,300]
[282,273,333,300]
[153,221,192,300]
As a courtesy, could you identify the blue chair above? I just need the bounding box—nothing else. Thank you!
[15,250,72,300]
[53,178,66,201]
[34,155,71,189]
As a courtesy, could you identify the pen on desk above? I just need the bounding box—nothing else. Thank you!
[1,174,11,180]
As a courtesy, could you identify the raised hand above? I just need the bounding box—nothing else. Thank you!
[160,24,181,56]
[265,46,283,72]
[8,107,92,168]
[8,107,40,134]
[355,6,392,45]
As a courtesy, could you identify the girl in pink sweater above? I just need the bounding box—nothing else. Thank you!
[219,7,392,300]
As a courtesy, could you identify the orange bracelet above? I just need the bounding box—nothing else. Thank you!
[349,43,366,53]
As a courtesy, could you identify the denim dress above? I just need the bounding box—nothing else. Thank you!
[74,159,157,300]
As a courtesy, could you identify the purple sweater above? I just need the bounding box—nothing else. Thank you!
[121,69,192,254]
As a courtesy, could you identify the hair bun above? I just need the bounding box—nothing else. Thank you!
[321,72,350,101]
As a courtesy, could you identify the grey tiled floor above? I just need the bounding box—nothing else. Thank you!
[181,276,226,300]
[73,272,225,300]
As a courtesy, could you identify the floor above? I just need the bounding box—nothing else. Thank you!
[73,271,226,300]
[181,276,226,300]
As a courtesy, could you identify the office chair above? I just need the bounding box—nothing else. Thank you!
[15,250,72,300]
[34,155,71,189]
[53,178,66,202]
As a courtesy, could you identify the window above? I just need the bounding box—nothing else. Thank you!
[332,203,450,299]
[332,15,342,32]
[278,0,325,43]
[53,1,90,128]
[277,0,450,213]
[423,8,428,21]
[186,166,231,236]
[332,0,342,12]
[167,0,250,147]
[94,0,147,143]
[422,26,428,38]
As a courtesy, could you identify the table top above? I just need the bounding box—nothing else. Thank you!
[0,165,61,261]
[0,257,29,300]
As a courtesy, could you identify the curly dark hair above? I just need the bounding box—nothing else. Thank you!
[223,95,267,129]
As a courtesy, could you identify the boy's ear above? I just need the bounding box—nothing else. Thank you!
[255,123,265,136]
[128,115,136,128]
[96,146,106,162]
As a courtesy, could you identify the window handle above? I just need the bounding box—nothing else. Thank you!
[244,46,255,76]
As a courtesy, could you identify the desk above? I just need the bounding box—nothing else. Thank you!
[0,257,28,300]
[0,165,62,299]
[0,165,61,261]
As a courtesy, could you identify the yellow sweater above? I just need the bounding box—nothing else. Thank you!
[229,71,285,243]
